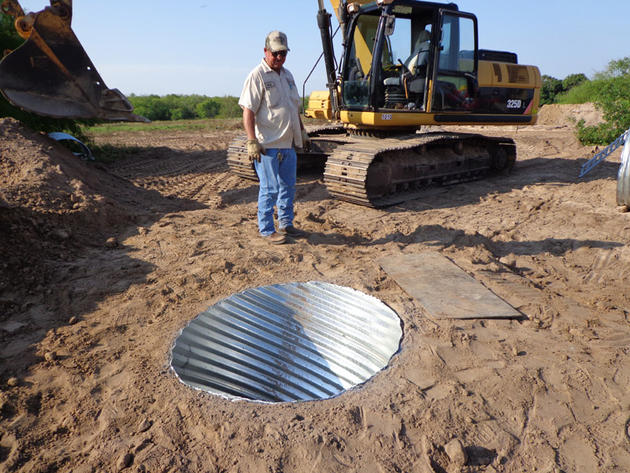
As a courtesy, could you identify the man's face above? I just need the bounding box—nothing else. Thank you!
[264,48,287,72]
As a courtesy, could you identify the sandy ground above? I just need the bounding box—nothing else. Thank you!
[1,103,629,473]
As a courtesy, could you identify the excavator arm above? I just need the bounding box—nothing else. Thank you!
[0,0,146,121]
[316,0,379,118]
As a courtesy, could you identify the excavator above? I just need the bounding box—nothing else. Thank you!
[228,0,541,206]
[0,0,541,207]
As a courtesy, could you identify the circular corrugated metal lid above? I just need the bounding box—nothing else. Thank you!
[171,281,402,402]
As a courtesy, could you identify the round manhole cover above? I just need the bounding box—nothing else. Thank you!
[171,281,402,402]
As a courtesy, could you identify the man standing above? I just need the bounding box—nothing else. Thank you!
[239,31,310,245]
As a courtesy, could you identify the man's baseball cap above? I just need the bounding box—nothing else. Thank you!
[265,31,290,53]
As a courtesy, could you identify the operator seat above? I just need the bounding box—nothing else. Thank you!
[405,29,431,78]
[383,29,431,101]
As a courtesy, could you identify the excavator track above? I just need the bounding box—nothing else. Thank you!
[227,129,515,207]
[323,132,515,207]
[227,137,258,180]
[226,124,345,180]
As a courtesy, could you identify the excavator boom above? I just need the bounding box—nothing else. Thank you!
[326,0,376,22]
[0,0,146,121]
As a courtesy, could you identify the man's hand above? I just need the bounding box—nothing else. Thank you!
[247,139,263,162]
[301,129,311,152]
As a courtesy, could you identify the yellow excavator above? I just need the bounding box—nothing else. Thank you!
[228,0,541,206]
[1,0,541,207]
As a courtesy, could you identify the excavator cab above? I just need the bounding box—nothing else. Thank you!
[0,0,146,121]
[342,2,439,112]
[310,0,540,130]
[344,2,482,115]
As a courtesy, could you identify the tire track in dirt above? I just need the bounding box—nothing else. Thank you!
[103,130,252,205]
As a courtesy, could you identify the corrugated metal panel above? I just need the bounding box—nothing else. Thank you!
[171,281,402,403]
[617,133,630,206]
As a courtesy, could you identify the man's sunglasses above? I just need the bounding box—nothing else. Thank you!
[271,50,287,58]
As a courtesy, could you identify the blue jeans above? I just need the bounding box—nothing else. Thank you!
[254,148,296,236]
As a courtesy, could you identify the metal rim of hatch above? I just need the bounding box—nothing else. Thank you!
[170,281,403,403]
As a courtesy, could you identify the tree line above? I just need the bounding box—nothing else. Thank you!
[127,94,242,121]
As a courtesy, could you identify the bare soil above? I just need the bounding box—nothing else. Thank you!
[1,103,629,473]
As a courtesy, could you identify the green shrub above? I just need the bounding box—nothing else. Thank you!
[562,73,588,91]
[576,120,621,146]
[555,80,600,104]
[541,75,563,105]
[196,99,221,118]
[127,94,242,120]
[593,57,630,79]
[170,107,196,121]
[574,58,630,145]
[218,96,242,118]
[542,73,593,105]
[129,95,171,121]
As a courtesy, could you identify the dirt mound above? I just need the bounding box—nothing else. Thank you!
[0,118,142,219]
[0,118,141,317]
[537,102,603,127]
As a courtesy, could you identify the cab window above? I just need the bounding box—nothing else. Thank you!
[342,13,380,108]
[433,13,477,111]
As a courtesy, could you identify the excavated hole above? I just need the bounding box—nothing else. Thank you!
[171,281,403,403]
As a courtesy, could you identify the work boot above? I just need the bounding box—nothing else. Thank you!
[279,225,306,237]
[261,232,286,245]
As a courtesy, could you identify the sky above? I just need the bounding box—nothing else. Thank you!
[16,1,630,98]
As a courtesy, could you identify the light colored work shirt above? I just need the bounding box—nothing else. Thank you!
[239,59,303,149]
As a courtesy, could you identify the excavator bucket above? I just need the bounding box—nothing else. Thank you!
[0,0,147,121]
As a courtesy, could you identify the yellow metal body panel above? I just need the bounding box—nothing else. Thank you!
[477,61,541,119]
[305,90,334,119]
[328,0,343,17]
[342,109,440,127]
[478,61,542,88]
[340,109,538,127]
[328,0,376,21]
[328,0,380,76]
[354,15,379,76]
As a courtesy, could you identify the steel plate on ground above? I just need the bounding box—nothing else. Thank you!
[380,252,521,320]
[171,281,402,402]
